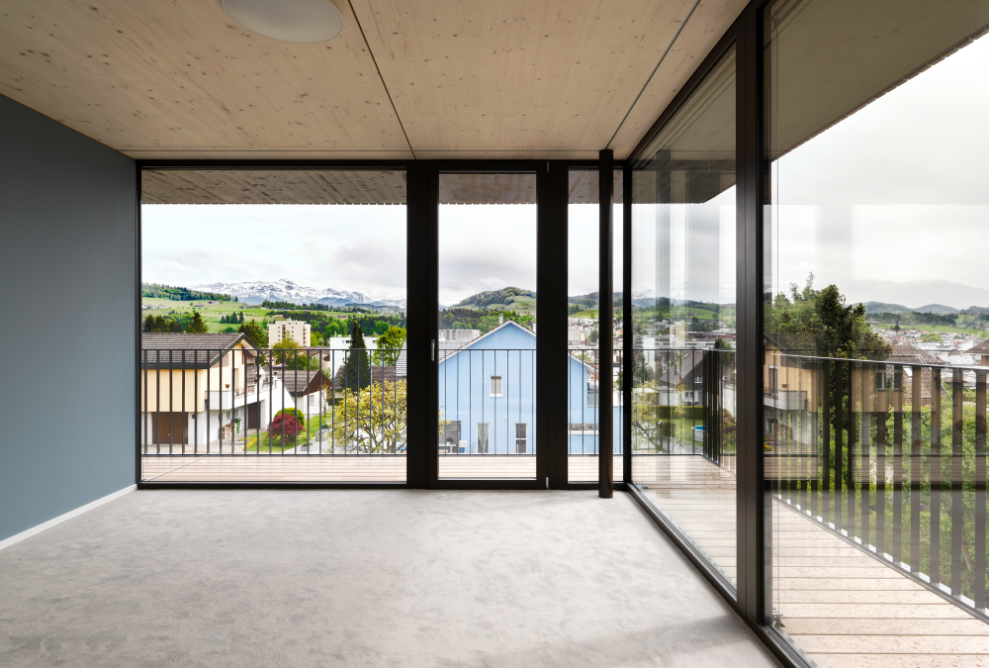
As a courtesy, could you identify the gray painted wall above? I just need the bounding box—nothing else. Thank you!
[0,95,136,542]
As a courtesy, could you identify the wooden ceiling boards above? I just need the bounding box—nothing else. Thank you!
[0,0,413,159]
[0,0,744,160]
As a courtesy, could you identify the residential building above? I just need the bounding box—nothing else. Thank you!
[268,319,311,347]
[436,321,621,455]
[139,333,283,447]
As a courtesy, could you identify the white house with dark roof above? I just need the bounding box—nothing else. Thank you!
[140,333,284,450]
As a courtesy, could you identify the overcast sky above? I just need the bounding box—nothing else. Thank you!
[634,31,989,309]
[144,32,987,310]
[143,197,622,306]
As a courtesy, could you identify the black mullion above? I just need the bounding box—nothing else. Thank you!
[622,163,632,484]
[536,161,568,488]
[405,161,437,488]
[736,1,766,623]
[598,149,614,497]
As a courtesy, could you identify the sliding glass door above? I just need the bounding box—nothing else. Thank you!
[437,173,538,480]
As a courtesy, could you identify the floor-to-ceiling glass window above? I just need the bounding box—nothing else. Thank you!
[764,1,989,664]
[567,169,624,483]
[140,169,408,483]
[437,173,538,480]
[630,47,738,584]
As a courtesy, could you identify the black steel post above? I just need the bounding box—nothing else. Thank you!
[598,149,614,498]
[736,7,767,623]
[622,165,633,484]
[406,161,437,488]
[537,161,569,488]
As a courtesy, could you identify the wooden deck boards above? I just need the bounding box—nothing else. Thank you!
[141,454,623,482]
[632,455,989,668]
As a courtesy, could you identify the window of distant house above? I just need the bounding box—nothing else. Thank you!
[477,423,490,454]
[489,376,503,397]
[694,374,703,384]
[875,368,903,391]
[514,423,528,453]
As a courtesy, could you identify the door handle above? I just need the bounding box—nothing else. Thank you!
[431,339,436,362]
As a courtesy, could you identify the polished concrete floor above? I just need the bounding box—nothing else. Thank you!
[0,490,781,668]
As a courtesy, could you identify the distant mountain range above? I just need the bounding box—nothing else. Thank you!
[844,280,989,311]
[190,279,407,309]
[449,287,675,311]
[863,302,961,315]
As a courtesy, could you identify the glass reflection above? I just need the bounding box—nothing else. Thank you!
[764,0,989,663]
[631,47,738,584]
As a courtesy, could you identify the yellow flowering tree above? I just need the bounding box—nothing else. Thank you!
[332,380,408,453]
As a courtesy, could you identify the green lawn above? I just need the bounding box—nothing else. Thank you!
[245,434,297,453]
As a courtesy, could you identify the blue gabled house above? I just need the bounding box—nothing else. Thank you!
[437,320,623,455]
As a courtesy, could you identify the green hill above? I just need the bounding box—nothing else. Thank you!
[454,287,536,309]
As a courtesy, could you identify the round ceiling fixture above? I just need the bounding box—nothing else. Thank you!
[223,0,343,44]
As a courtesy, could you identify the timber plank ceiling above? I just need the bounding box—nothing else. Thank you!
[0,0,745,160]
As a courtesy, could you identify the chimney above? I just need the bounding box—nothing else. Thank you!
[499,315,504,325]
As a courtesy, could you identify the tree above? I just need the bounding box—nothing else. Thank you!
[274,407,305,428]
[267,412,303,444]
[143,314,156,332]
[714,337,734,351]
[343,325,372,391]
[771,274,891,360]
[332,380,408,453]
[238,320,268,348]
[272,336,301,365]
[285,353,321,370]
[188,311,208,334]
[373,326,407,366]
[922,333,942,343]
[771,273,892,435]
[238,311,245,324]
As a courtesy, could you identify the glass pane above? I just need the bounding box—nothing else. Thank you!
[631,47,738,584]
[438,173,537,479]
[764,0,989,662]
[567,169,624,482]
[140,170,408,482]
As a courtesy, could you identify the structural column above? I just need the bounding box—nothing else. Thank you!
[599,149,614,498]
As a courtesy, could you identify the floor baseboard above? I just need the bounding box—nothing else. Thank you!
[0,484,137,551]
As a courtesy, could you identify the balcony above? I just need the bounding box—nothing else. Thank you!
[633,350,988,667]
[763,387,807,411]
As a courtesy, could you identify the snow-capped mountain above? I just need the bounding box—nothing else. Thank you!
[191,279,399,307]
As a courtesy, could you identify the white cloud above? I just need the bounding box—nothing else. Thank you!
[154,259,200,274]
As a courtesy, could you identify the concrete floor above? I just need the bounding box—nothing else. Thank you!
[0,490,781,668]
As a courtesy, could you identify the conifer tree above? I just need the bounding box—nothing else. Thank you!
[344,324,372,391]
[188,311,209,334]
